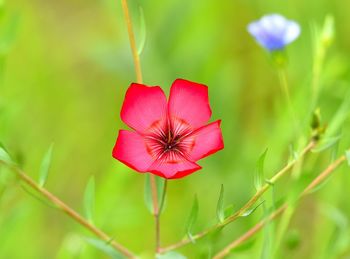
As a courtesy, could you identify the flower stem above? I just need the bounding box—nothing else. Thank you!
[277,68,300,135]
[213,153,347,259]
[1,163,136,258]
[159,140,316,253]
[120,0,163,254]
[121,0,143,83]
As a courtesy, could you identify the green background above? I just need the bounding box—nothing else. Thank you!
[0,0,349,258]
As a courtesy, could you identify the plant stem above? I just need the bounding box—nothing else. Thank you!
[159,140,316,253]
[150,174,160,252]
[2,163,136,258]
[120,0,162,254]
[278,68,299,134]
[121,0,143,84]
[213,154,347,259]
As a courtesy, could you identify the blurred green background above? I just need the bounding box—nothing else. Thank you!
[0,0,350,258]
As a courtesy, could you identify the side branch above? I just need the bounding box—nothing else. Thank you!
[159,140,316,253]
[2,163,136,258]
[213,154,347,259]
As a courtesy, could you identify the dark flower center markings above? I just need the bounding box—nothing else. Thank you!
[145,117,195,163]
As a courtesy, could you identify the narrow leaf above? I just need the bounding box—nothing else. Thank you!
[144,174,165,214]
[345,150,350,167]
[38,143,54,187]
[137,6,146,55]
[83,176,95,223]
[185,195,198,242]
[254,149,268,190]
[216,184,225,223]
[21,184,58,209]
[156,251,187,259]
[312,136,341,153]
[241,200,265,217]
[224,204,235,219]
[85,237,123,259]
[0,144,13,165]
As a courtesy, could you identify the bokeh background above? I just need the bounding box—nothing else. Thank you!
[0,0,350,258]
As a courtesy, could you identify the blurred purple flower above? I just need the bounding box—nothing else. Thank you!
[247,14,301,51]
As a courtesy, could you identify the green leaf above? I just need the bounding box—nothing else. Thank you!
[0,143,13,165]
[38,143,54,187]
[224,204,235,219]
[144,174,166,214]
[312,136,341,153]
[241,200,265,217]
[185,195,198,242]
[85,237,123,259]
[254,149,268,190]
[156,251,187,259]
[137,6,146,56]
[345,150,350,167]
[21,184,58,209]
[83,176,95,223]
[321,15,335,47]
[216,184,225,223]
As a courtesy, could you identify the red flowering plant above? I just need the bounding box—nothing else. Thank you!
[112,79,224,179]
[1,1,350,259]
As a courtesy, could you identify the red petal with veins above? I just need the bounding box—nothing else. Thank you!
[168,79,212,129]
[187,120,224,161]
[120,83,167,134]
[113,130,154,172]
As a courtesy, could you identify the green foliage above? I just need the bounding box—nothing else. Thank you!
[137,6,146,56]
[85,237,123,259]
[241,200,265,217]
[83,176,95,223]
[185,195,198,242]
[254,148,268,190]
[38,143,54,187]
[156,251,187,259]
[346,150,350,166]
[0,143,13,165]
[216,184,225,223]
[144,174,166,214]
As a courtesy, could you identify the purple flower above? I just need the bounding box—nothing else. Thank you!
[248,14,301,51]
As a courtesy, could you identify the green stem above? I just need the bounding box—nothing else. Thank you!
[277,68,300,135]
[1,162,136,258]
[213,154,347,259]
[159,140,316,253]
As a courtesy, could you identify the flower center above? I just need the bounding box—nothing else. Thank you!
[145,117,194,162]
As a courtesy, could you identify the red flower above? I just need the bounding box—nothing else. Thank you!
[112,79,224,179]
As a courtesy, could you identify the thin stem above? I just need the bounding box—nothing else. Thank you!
[213,154,347,259]
[120,0,162,254]
[2,163,136,258]
[159,140,316,253]
[121,0,143,83]
[150,175,160,252]
[278,68,299,134]
[155,179,168,253]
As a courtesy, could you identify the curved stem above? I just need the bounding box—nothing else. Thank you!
[1,163,136,258]
[159,140,316,253]
[121,0,143,84]
[213,154,347,259]
[278,68,300,135]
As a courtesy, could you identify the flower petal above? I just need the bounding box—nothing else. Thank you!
[187,120,224,161]
[112,130,154,172]
[168,79,212,129]
[148,153,201,179]
[283,21,301,44]
[120,83,168,133]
